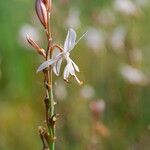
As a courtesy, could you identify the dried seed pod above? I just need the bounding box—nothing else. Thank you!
[27,36,46,57]
[43,0,51,12]
[35,0,48,28]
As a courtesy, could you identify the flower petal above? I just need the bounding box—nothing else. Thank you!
[64,28,76,52]
[52,48,61,59]
[53,58,63,76]
[56,58,63,75]
[53,62,57,75]
[63,64,70,80]
[37,59,56,72]
[71,59,80,72]
[68,62,75,75]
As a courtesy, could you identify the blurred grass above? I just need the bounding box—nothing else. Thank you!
[0,0,150,150]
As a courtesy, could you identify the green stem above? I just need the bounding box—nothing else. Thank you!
[49,69,55,150]
[46,9,55,150]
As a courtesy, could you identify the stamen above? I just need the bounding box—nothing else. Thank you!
[74,75,83,85]
[75,31,88,46]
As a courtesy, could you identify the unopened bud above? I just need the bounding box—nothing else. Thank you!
[26,35,39,49]
[26,36,46,57]
[35,0,48,28]
[43,0,52,12]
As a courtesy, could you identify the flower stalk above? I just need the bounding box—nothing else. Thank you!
[28,0,56,149]
[43,0,56,149]
[27,0,84,149]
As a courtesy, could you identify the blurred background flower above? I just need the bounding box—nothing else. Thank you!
[80,84,95,99]
[110,25,127,52]
[113,0,139,16]
[54,80,68,101]
[65,8,81,29]
[85,27,106,54]
[120,64,149,85]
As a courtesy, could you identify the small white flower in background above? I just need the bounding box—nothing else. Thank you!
[37,28,87,84]
[110,26,127,52]
[54,80,67,100]
[114,0,138,16]
[89,99,106,115]
[85,27,106,54]
[65,8,81,29]
[80,85,95,99]
[19,24,40,48]
[120,65,149,86]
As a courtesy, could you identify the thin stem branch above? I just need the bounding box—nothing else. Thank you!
[52,44,63,52]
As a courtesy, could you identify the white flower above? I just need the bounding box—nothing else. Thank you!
[65,8,81,29]
[54,80,67,100]
[110,26,127,51]
[80,84,95,99]
[114,0,138,16]
[85,27,106,53]
[89,99,106,114]
[120,65,149,85]
[37,28,86,84]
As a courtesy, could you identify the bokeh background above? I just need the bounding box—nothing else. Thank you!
[0,0,150,149]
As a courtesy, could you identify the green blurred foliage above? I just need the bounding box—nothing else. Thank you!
[0,0,150,150]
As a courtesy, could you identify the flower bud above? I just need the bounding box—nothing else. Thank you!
[35,0,48,28]
[27,36,46,57]
[43,0,52,12]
